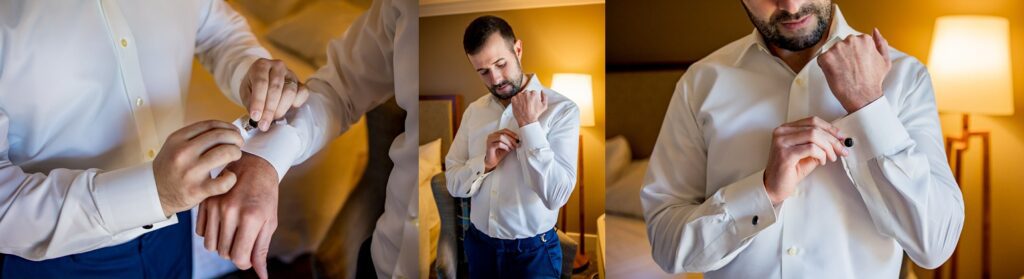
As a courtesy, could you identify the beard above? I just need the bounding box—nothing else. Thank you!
[745,1,833,51]
[487,58,525,100]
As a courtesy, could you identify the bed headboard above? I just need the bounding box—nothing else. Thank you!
[606,68,687,159]
[419,95,462,158]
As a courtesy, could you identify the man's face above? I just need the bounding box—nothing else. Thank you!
[742,0,833,51]
[467,33,524,100]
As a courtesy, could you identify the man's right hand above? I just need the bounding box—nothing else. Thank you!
[484,128,519,172]
[154,120,244,217]
[763,117,848,205]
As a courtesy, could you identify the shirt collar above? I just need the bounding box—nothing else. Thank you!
[734,4,858,66]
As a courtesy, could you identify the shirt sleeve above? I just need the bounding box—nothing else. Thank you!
[640,75,780,273]
[443,108,490,198]
[832,66,964,269]
[194,0,272,106]
[514,102,580,210]
[0,110,176,260]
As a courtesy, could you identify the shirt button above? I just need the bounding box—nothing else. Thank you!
[795,77,805,87]
[147,149,156,159]
[787,247,799,256]
[120,38,128,48]
[135,97,144,107]
[142,224,153,229]
[844,137,854,147]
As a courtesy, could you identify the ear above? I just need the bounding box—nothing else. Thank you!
[513,39,523,60]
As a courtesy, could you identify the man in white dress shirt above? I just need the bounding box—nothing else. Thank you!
[445,15,580,278]
[0,0,309,278]
[641,0,964,278]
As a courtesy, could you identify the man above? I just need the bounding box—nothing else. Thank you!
[0,0,306,278]
[194,0,421,277]
[445,15,580,278]
[641,1,964,277]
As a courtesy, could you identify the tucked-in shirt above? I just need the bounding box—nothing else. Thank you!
[445,74,581,240]
[640,6,964,278]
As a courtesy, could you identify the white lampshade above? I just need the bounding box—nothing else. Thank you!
[551,73,596,127]
[928,15,1014,115]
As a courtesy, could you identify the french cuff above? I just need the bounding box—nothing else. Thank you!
[518,122,549,151]
[227,55,265,106]
[94,161,174,234]
[233,118,302,182]
[467,154,491,192]
[832,96,911,160]
[720,170,778,239]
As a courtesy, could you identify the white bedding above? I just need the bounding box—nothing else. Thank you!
[605,214,700,279]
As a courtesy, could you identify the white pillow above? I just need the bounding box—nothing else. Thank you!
[605,135,632,184]
[605,160,649,218]
[418,139,443,268]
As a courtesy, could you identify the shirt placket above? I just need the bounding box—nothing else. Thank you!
[780,70,811,278]
[98,0,160,162]
[487,106,516,237]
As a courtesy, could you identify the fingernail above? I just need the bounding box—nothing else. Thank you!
[260,121,269,131]
[252,111,261,121]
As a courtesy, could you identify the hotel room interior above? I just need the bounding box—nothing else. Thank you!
[606,1,1024,279]
[185,0,404,278]
[418,1,606,278]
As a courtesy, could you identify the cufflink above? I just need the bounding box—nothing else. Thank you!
[244,118,259,132]
[844,138,854,147]
[752,215,759,225]
[142,224,153,230]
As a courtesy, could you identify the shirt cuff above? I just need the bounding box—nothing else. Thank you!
[93,161,176,233]
[232,118,302,181]
[518,122,549,151]
[227,55,264,106]
[720,169,778,239]
[832,96,911,160]
[467,154,491,188]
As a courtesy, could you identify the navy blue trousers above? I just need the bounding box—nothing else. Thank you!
[465,224,561,279]
[1,211,192,279]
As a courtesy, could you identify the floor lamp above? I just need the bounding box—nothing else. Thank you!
[928,15,1014,279]
[552,73,596,273]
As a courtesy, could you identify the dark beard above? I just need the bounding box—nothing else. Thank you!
[745,2,833,51]
[487,58,525,100]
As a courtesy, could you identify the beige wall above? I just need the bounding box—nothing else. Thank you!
[609,1,1024,278]
[420,4,606,235]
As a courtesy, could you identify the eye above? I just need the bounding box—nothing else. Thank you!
[479,69,489,76]
[497,63,506,68]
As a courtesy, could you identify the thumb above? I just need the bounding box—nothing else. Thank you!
[872,28,891,63]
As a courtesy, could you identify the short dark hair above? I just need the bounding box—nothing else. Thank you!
[463,15,516,55]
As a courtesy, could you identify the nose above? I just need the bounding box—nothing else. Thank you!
[487,71,503,86]
[776,0,803,14]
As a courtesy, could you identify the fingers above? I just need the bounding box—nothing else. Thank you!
[172,120,237,142]
[202,170,237,197]
[229,218,261,270]
[248,63,270,122]
[204,200,221,252]
[251,219,276,279]
[197,202,208,236]
[218,207,239,259]
[195,144,243,176]
[260,62,288,131]
[787,143,827,167]
[293,84,309,108]
[782,117,844,140]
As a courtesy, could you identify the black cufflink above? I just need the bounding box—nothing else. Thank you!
[752,215,759,225]
[844,138,854,147]
[143,224,153,229]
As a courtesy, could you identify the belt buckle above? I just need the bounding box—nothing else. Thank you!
[540,233,547,242]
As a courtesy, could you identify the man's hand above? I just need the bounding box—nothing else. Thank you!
[510,90,547,127]
[154,120,243,217]
[818,28,892,113]
[484,129,519,173]
[196,153,279,279]
[763,117,849,205]
[240,58,310,132]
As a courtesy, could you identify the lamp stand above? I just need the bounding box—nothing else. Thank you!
[940,113,991,279]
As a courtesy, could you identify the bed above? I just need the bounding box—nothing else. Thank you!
[601,69,702,279]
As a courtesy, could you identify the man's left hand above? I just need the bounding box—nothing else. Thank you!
[196,152,279,279]
[818,28,892,113]
[511,90,547,127]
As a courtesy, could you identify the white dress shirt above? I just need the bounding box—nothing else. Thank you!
[0,0,293,275]
[640,6,964,278]
[444,75,580,240]
[241,0,420,277]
